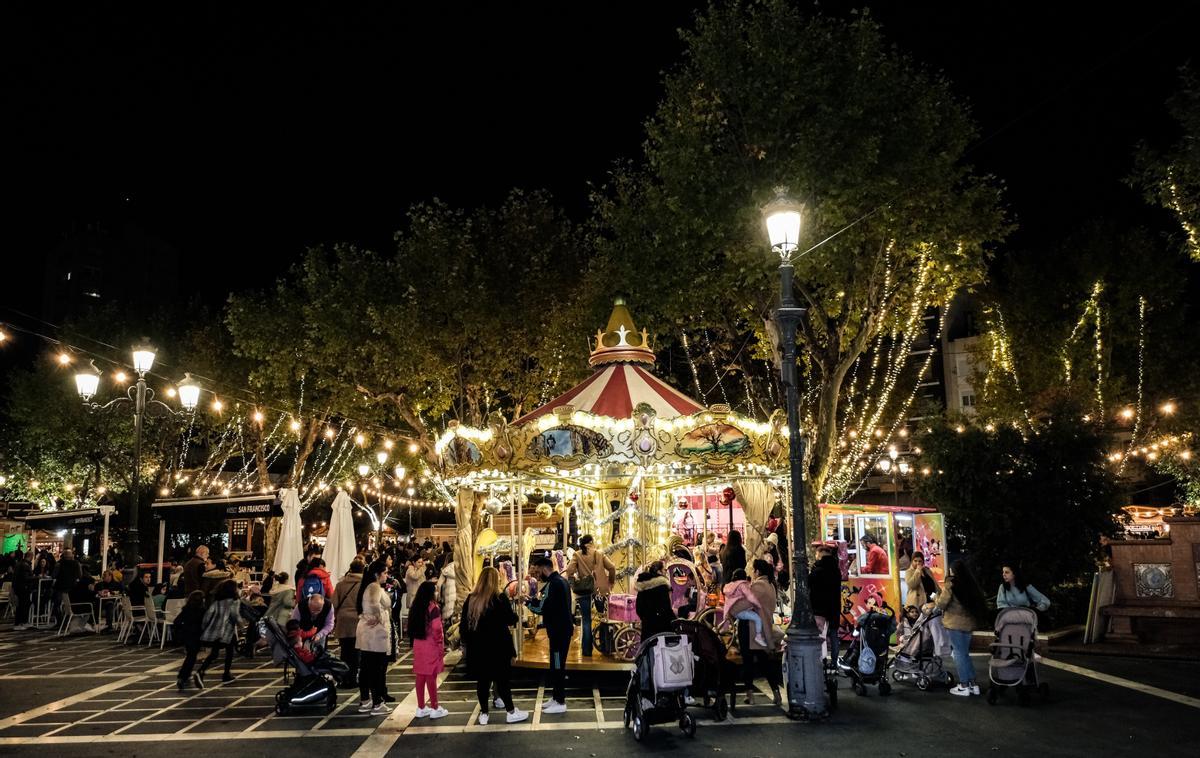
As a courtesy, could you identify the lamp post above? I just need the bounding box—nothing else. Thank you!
[75,346,200,566]
[877,448,911,508]
[762,188,827,720]
[358,454,406,549]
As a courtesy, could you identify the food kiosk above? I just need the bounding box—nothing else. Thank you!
[818,503,947,635]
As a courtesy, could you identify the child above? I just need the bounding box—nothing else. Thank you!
[408,580,447,719]
[896,605,922,645]
[286,619,317,664]
[720,569,768,647]
[174,591,206,692]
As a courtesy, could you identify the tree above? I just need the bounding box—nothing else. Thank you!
[1133,66,1200,260]
[589,2,1007,522]
[915,402,1120,625]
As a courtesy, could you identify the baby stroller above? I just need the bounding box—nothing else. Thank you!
[889,607,954,690]
[671,618,735,721]
[838,609,895,696]
[986,607,1048,706]
[623,632,698,741]
[259,618,349,715]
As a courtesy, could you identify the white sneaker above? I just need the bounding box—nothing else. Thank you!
[429,706,449,719]
[358,700,373,713]
[12,624,28,631]
[370,703,393,715]
[506,708,528,723]
[541,700,566,714]
[970,684,981,696]
[949,684,971,697]
[415,706,431,718]
[754,633,767,647]
[478,713,489,725]
[684,695,697,706]
[493,697,504,709]
[83,623,96,633]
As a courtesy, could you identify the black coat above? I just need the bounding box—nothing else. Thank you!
[460,594,518,676]
[720,545,746,586]
[533,572,574,643]
[53,558,81,593]
[173,603,205,648]
[634,574,674,640]
[808,555,842,622]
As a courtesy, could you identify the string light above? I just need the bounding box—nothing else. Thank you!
[1161,402,1176,415]
[290,419,302,432]
[211,398,223,412]
[114,371,128,383]
[57,353,72,365]
[355,433,366,446]
[383,439,394,450]
[408,442,420,454]
[253,410,264,423]
[166,387,177,398]
[324,427,336,440]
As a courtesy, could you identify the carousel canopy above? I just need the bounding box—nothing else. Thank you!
[516,299,704,425]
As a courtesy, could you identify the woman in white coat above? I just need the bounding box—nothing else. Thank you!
[355,560,395,715]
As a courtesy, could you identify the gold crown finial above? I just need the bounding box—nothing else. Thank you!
[589,299,655,367]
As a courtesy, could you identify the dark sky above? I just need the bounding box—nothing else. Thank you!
[8,2,1198,315]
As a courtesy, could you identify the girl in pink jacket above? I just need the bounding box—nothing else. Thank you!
[409,581,447,719]
[721,569,768,647]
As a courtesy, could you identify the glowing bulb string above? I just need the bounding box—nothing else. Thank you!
[698,321,730,406]
[680,330,706,402]
[1119,296,1148,474]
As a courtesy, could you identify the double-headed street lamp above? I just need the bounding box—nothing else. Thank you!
[762,187,828,720]
[357,450,409,547]
[74,344,200,565]
[877,447,912,508]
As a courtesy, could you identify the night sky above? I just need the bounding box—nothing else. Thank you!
[8,2,1199,315]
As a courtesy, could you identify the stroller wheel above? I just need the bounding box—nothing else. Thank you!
[623,706,631,729]
[986,687,998,705]
[915,676,930,691]
[891,670,903,683]
[679,712,697,738]
[826,676,838,711]
[714,696,728,722]
[326,691,337,713]
[632,714,647,741]
[854,682,868,697]
[878,680,892,696]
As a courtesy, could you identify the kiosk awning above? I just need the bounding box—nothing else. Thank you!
[22,508,107,530]
[153,493,282,520]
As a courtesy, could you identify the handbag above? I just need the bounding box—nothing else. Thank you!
[572,552,596,596]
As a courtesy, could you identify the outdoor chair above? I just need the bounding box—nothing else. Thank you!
[57,602,96,636]
[158,598,185,649]
[136,600,160,645]
[116,596,153,644]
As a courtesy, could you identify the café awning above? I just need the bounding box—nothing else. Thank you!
[152,493,282,520]
[22,508,107,530]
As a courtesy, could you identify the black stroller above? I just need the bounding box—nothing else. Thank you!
[837,609,895,696]
[259,618,350,715]
[671,618,734,721]
[624,632,698,741]
[986,607,1048,706]
[889,606,954,690]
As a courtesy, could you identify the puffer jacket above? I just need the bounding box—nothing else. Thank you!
[634,573,673,640]
[266,584,295,627]
[200,597,240,644]
[355,583,394,654]
[435,564,456,623]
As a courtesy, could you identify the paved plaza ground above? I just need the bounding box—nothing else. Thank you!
[0,623,1195,757]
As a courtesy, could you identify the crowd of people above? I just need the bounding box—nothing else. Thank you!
[0,526,1056,719]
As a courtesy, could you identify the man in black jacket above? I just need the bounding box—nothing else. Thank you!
[11,553,34,630]
[528,556,573,713]
[807,544,843,662]
[52,549,82,624]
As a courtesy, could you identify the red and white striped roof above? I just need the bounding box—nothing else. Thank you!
[516,363,704,425]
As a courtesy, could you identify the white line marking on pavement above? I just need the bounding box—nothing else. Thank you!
[1040,657,1200,710]
[0,661,176,732]
[0,728,376,745]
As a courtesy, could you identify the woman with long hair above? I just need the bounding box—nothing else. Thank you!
[563,534,617,656]
[720,530,747,588]
[354,560,395,715]
[937,559,988,696]
[459,567,528,725]
[739,559,782,705]
[997,565,1051,611]
[408,580,447,719]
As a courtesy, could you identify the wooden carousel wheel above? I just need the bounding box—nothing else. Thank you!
[695,607,735,650]
[612,625,642,660]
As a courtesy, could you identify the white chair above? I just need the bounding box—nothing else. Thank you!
[117,596,153,644]
[137,601,160,645]
[57,602,96,636]
[158,599,185,649]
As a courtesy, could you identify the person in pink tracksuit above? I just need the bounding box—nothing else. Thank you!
[409,581,447,719]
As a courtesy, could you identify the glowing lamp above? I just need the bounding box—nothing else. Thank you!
[761,187,804,258]
[376,451,389,466]
[357,464,370,477]
[75,360,101,401]
[177,373,201,411]
[131,344,156,374]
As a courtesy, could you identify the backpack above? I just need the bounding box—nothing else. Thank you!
[301,572,325,600]
[857,644,877,675]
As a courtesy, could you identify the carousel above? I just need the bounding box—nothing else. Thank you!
[437,299,791,669]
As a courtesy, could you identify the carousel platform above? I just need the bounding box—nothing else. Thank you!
[514,629,635,672]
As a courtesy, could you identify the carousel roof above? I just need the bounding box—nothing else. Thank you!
[516,299,704,425]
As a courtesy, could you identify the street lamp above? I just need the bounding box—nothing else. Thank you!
[877,451,912,508]
[75,342,199,565]
[762,187,827,720]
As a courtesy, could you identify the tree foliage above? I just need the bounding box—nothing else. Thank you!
[1133,66,1200,260]
[589,1,1007,513]
[915,402,1120,622]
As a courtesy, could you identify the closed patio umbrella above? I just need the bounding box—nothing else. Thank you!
[273,488,305,578]
[323,489,356,581]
